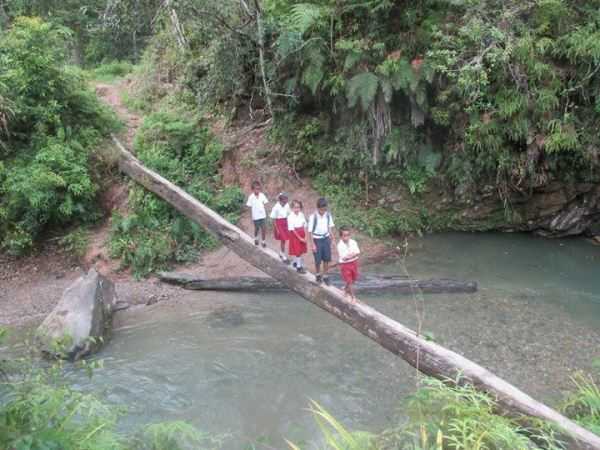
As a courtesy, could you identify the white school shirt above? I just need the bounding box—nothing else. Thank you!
[337,239,360,264]
[246,192,268,220]
[270,202,291,219]
[308,211,335,239]
[287,211,306,231]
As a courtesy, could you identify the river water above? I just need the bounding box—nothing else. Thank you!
[67,232,600,449]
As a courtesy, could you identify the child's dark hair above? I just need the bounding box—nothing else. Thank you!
[251,180,261,189]
[316,197,328,208]
[291,199,303,209]
[339,225,350,236]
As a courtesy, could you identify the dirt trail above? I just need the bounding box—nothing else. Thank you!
[0,79,395,327]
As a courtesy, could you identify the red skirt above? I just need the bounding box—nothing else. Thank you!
[288,227,307,256]
[273,218,290,241]
[340,260,359,284]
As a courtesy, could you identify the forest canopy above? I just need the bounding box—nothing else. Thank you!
[1,0,600,252]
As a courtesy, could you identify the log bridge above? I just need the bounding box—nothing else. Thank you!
[113,134,600,450]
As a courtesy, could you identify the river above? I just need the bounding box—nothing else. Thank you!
[66,232,600,449]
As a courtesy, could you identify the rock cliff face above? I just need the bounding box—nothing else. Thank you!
[380,181,600,238]
[457,182,600,237]
[36,269,117,360]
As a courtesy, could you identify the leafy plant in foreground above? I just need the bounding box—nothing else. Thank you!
[562,373,600,436]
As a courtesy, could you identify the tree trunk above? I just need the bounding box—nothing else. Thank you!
[112,135,600,450]
[252,0,274,120]
[159,273,478,295]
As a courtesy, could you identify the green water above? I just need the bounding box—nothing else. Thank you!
[68,233,600,449]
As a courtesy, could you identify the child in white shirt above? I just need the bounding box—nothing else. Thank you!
[246,180,268,247]
[287,200,307,273]
[337,226,360,302]
[270,192,291,263]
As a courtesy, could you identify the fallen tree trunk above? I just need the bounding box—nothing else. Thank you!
[159,272,478,294]
[113,135,600,450]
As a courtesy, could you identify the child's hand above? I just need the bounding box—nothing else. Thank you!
[312,244,317,253]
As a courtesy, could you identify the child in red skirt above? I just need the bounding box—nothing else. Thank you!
[337,226,360,302]
[270,192,291,264]
[287,200,307,274]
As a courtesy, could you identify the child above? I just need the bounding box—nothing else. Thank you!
[308,197,335,285]
[270,192,291,263]
[337,226,360,303]
[287,200,307,274]
[246,180,268,247]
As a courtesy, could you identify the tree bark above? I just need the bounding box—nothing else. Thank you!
[159,273,478,295]
[113,134,600,450]
[240,0,273,120]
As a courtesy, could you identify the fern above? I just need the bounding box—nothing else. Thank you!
[288,3,331,34]
[302,45,326,95]
[346,72,380,111]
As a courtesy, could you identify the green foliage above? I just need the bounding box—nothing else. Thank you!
[59,227,90,258]
[562,373,600,435]
[3,0,161,65]
[312,174,435,237]
[0,17,118,254]
[347,72,380,112]
[377,377,564,450]
[131,422,221,450]
[287,400,375,450]
[109,108,243,277]
[92,61,135,82]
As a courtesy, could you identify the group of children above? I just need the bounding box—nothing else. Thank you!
[246,181,360,301]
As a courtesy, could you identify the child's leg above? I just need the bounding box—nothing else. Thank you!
[280,240,286,253]
[348,282,356,300]
[254,221,259,237]
[261,223,266,242]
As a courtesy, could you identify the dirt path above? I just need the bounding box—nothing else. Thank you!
[0,79,395,327]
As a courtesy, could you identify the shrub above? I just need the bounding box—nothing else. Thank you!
[59,227,90,258]
[0,17,119,254]
[92,61,135,81]
[109,109,243,277]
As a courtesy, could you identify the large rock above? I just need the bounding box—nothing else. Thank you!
[36,269,117,360]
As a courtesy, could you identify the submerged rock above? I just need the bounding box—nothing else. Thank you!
[207,306,245,328]
[36,269,117,360]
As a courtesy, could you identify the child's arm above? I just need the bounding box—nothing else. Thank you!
[343,252,359,261]
[292,229,306,243]
[341,242,360,261]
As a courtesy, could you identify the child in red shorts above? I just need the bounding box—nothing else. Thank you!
[337,226,360,302]
[270,192,291,264]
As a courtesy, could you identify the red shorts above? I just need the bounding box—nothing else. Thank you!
[273,218,290,241]
[340,260,359,284]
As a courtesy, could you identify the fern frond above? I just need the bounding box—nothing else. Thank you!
[288,3,331,34]
[302,46,326,95]
[346,72,380,111]
[343,51,363,72]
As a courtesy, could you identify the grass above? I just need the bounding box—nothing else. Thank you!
[90,61,135,82]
